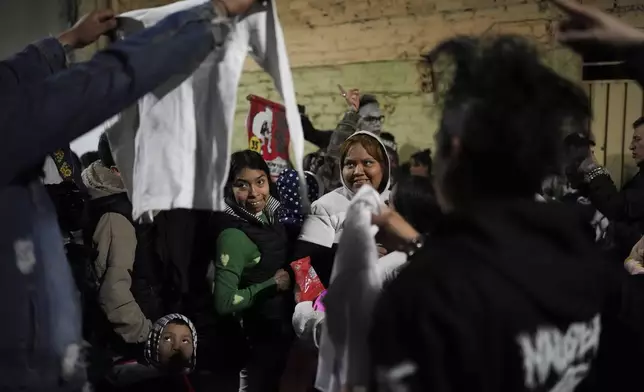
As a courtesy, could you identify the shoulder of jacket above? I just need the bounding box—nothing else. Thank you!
[312,190,351,214]
[92,213,134,243]
[97,212,134,229]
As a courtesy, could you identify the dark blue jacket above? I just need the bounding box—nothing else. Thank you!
[0,4,226,390]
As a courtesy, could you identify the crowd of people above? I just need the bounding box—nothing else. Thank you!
[6,0,644,391]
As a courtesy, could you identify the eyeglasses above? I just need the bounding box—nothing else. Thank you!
[363,115,385,123]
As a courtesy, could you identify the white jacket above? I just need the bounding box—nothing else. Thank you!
[315,185,385,392]
[299,131,391,248]
[96,0,306,222]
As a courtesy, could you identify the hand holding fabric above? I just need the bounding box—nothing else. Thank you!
[371,205,420,250]
[58,10,118,49]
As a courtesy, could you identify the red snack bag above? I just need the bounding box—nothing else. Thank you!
[290,257,325,303]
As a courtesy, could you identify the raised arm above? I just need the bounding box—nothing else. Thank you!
[549,0,644,85]
[1,0,258,186]
[0,10,116,99]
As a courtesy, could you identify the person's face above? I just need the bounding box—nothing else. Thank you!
[232,168,270,214]
[158,323,193,370]
[630,125,644,164]
[409,158,429,177]
[357,103,384,134]
[342,143,383,192]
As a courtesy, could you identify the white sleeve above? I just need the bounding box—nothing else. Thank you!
[377,251,408,284]
[299,202,336,248]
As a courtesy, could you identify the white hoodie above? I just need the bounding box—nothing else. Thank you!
[298,131,391,248]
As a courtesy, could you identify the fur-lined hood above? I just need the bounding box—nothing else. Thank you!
[81,161,126,200]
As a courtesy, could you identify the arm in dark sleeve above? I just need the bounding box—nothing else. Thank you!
[0,3,226,186]
[0,37,67,95]
[369,275,445,392]
[326,111,362,158]
[369,257,488,392]
[586,173,644,221]
[301,114,333,149]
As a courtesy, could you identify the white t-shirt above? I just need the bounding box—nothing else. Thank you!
[97,0,305,221]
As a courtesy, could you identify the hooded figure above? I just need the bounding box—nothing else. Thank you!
[296,131,391,287]
[145,313,197,374]
[277,169,323,227]
[103,313,198,391]
[81,135,157,361]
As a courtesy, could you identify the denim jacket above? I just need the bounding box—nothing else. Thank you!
[0,3,230,390]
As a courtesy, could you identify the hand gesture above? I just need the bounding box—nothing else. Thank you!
[274,269,291,291]
[372,206,420,251]
[338,85,360,112]
[549,0,644,48]
[215,0,257,16]
[625,259,644,275]
[58,10,117,49]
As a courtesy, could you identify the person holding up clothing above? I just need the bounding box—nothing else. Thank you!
[0,1,256,390]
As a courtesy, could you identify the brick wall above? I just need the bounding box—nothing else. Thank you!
[78,0,644,160]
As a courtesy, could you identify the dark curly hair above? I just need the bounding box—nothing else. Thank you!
[391,176,441,236]
[411,149,432,173]
[359,94,379,109]
[424,35,591,206]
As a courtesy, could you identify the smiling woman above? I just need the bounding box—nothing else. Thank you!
[209,150,295,390]
[295,131,392,287]
[340,134,387,193]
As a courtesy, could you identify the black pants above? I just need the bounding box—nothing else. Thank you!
[195,319,293,392]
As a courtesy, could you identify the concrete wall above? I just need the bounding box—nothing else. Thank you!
[0,0,69,59]
[75,0,644,160]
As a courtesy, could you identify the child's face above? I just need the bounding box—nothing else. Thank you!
[158,323,193,370]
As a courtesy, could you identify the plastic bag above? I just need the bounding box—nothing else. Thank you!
[290,257,325,303]
[313,290,326,312]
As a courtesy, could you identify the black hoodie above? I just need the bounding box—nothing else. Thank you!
[370,200,644,392]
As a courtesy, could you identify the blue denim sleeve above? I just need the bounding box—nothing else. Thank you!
[0,37,66,94]
[0,3,224,186]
